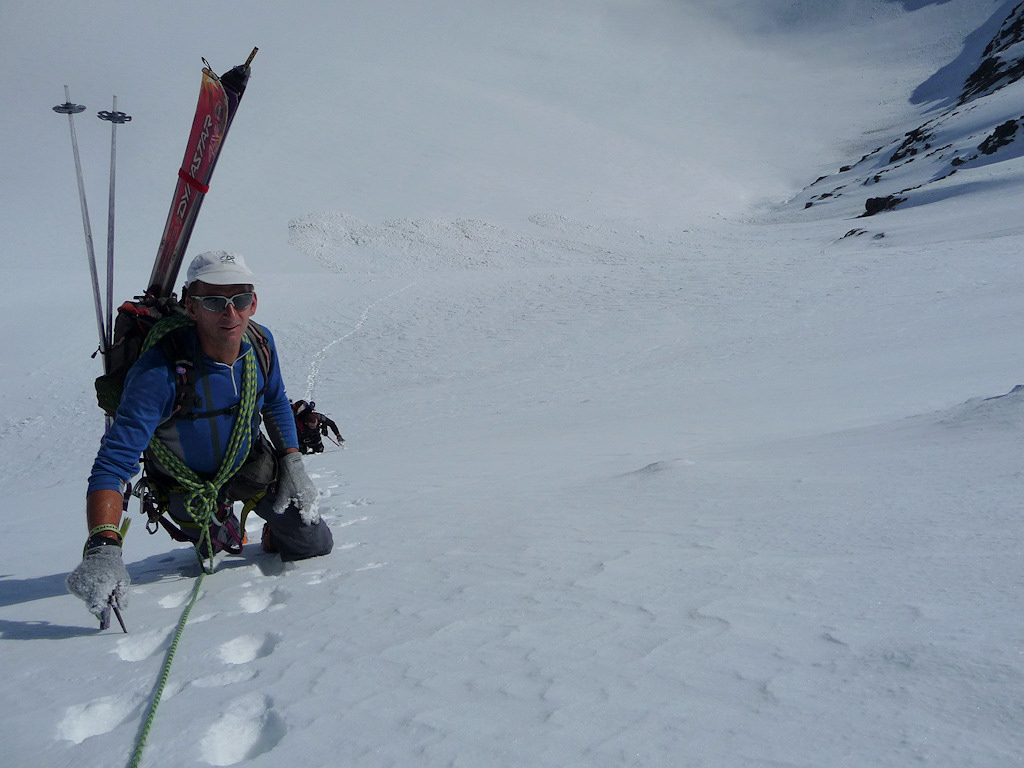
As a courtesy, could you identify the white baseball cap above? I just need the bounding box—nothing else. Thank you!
[185,250,256,287]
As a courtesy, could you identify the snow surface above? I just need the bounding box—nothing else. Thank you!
[2,0,1024,766]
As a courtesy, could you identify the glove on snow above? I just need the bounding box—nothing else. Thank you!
[66,542,130,617]
[273,452,321,524]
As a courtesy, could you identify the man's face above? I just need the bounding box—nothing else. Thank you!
[186,281,258,352]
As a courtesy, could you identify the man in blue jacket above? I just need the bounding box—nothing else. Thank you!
[68,251,333,621]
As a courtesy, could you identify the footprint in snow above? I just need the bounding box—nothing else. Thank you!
[199,693,285,766]
[152,670,258,703]
[114,626,173,662]
[190,668,259,688]
[303,564,352,585]
[238,587,289,614]
[159,589,193,609]
[305,570,328,585]
[218,633,279,665]
[56,692,143,743]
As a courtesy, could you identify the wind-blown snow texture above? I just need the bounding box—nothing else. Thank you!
[2,1,1024,766]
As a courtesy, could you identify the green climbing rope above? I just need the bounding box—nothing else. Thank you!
[127,571,205,768]
[142,316,260,571]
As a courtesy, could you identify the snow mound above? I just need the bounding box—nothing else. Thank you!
[937,384,1024,430]
[287,211,692,274]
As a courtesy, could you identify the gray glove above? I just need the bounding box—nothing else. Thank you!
[66,543,130,617]
[273,452,321,523]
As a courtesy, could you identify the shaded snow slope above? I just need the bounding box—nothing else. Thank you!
[795,1,1024,220]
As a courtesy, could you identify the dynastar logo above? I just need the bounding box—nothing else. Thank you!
[174,102,225,221]
[175,184,192,221]
[190,114,215,177]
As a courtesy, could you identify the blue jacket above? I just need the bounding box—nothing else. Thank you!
[88,323,298,494]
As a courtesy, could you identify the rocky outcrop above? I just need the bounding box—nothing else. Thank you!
[797,2,1024,219]
[961,1,1024,102]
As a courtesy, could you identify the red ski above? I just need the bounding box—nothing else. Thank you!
[148,47,257,297]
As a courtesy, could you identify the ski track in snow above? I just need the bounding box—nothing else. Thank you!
[303,282,415,403]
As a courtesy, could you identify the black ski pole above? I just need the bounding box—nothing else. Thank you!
[112,603,128,633]
[97,97,132,361]
[54,87,107,360]
[98,599,128,633]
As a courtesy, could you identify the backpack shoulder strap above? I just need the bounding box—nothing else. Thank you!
[244,320,273,379]
[150,319,200,420]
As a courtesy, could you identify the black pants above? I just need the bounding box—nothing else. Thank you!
[149,436,333,562]
[164,489,333,562]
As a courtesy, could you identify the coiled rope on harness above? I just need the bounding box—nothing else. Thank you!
[141,314,260,573]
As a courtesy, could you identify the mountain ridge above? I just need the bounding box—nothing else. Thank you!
[797,0,1024,219]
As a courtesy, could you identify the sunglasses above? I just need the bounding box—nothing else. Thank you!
[192,292,255,312]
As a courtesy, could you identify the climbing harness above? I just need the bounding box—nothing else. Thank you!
[138,315,260,573]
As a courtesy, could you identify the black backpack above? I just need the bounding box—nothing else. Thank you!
[95,294,272,420]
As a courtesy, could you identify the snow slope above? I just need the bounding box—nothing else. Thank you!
[2,1,1024,766]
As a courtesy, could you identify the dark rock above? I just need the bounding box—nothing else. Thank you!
[890,127,933,163]
[978,119,1021,154]
[863,195,906,216]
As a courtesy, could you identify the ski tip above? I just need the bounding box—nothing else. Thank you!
[245,47,258,67]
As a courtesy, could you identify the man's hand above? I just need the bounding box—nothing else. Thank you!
[273,452,321,524]
[66,541,130,618]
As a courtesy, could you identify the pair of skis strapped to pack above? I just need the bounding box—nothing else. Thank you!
[148,48,257,299]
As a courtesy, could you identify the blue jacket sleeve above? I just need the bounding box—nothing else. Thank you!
[256,325,299,453]
[88,346,176,494]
